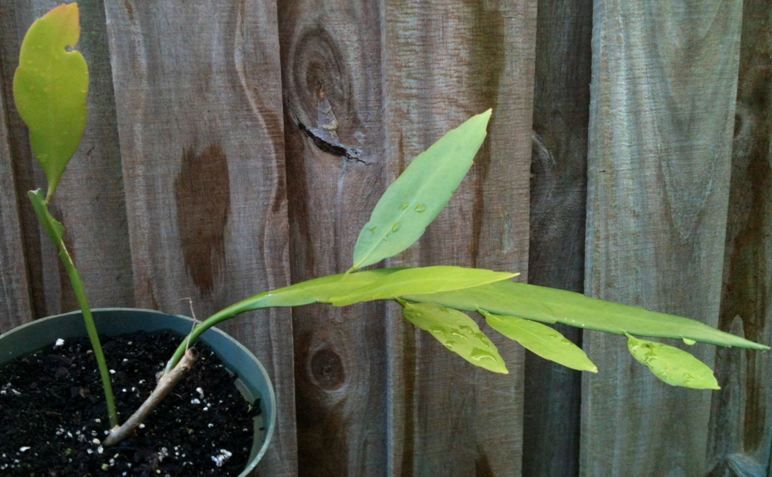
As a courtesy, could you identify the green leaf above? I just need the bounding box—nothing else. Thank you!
[231,269,400,311]
[13,3,88,200]
[626,334,720,390]
[28,189,64,243]
[329,266,517,307]
[406,281,769,350]
[401,302,508,374]
[481,310,598,373]
[350,110,492,270]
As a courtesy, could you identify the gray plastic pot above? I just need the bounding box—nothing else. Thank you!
[0,308,275,476]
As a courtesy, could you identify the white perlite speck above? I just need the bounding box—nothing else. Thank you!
[18,447,30,453]
[210,449,232,467]
[54,338,65,347]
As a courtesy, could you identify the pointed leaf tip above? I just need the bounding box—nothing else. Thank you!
[350,111,492,270]
[482,310,598,373]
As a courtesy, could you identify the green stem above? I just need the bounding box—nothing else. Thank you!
[58,243,119,428]
[28,191,119,428]
[56,241,118,427]
[164,301,254,374]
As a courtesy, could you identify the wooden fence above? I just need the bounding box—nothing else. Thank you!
[0,1,768,476]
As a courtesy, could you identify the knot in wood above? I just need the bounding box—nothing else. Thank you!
[309,347,345,390]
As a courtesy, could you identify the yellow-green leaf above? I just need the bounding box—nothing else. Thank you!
[402,302,508,374]
[329,266,517,307]
[13,3,88,200]
[350,110,492,271]
[481,310,597,373]
[231,269,400,311]
[406,281,768,350]
[627,334,720,390]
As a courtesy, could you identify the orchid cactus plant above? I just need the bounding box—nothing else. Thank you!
[12,3,768,447]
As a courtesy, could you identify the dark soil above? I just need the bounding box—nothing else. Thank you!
[0,330,259,476]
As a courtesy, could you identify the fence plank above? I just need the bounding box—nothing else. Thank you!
[382,1,536,475]
[0,1,133,319]
[707,0,771,474]
[0,3,45,316]
[525,0,592,475]
[583,1,742,475]
[0,65,31,332]
[278,2,389,475]
[103,2,297,475]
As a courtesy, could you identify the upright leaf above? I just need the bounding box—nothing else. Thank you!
[329,266,516,306]
[350,110,492,270]
[481,310,597,373]
[626,334,720,390]
[402,302,508,374]
[406,281,769,350]
[13,3,88,200]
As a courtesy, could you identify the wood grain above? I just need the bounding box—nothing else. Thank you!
[525,0,592,475]
[103,2,297,474]
[0,1,133,318]
[0,64,31,332]
[278,1,388,474]
[382,1,536,475]
[583,1,742,475]
[707,1,771,474]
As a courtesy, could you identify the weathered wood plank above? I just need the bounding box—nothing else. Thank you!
[707,0,771,474]
[0,62,31,332]
[525,0,592,475]
[0,1,133,318]
[278,1,388,475]
[103,2,297,475]
[382,2,536,475]
[582,1,742,475]
[0,3,45,317]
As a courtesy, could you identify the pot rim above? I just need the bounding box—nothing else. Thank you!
[0,307,276,476]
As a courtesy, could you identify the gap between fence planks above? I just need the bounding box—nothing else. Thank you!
[525,0,592,475]
[707,0,771,474]
[102,2,297,475]
[583,1,743,475]
[381,1,536,475]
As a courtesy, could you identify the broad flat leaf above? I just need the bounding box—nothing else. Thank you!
[627,334,720,390]
[329,266,517,306]
[406,281,768,350]
[402,302,508,374]
[350,110,492,270]
[28,189,64,243]
[481,310,597,373]
[13,3,88,199]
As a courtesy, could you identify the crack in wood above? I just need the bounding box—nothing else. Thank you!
[291,112,369,165]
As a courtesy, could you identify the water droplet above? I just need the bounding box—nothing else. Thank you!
[391,223,400,232]
[399,202,409,210]
[470,348,496,362]
[682,338,696,346]
[414,203,427,213]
